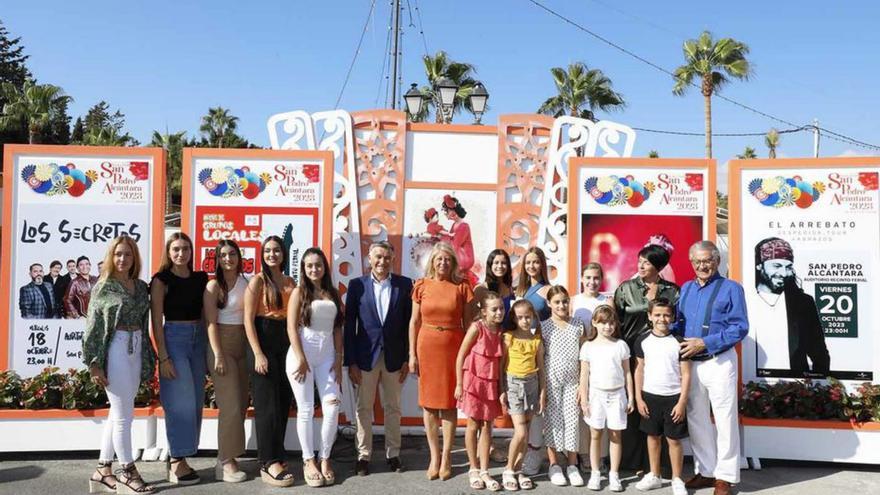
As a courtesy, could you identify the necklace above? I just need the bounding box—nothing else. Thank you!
[757,291,782,307]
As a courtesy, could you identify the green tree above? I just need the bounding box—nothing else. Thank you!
[199,107,239,148]
[765,128,780,158]
[41,97,71,144]
[648,150,660,158]
[0,80,72,144]
[716,191,729,210]
[672,31,752,158]
[70,116,84,143]
[737,146,758,159]
[83,101,126,135]
[81,127,130,146]
[410,51,478,123]
[537,62,625,121]
[0,20,31,146]
[151,130,186,214]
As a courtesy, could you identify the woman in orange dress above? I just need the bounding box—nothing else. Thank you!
[409,242,475,481]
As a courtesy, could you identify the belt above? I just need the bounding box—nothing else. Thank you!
[689,353,713,362]
[424,323,460,332]
[115,326,141,332]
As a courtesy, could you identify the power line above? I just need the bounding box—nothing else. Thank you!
[631,126,806,138]
[332,0,377,110]
[375,12,393,107]
[412,0,430,57]
[526,0,880,152]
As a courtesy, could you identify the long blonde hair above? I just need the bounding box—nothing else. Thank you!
[424,242,463,284]
[100,236,142,282]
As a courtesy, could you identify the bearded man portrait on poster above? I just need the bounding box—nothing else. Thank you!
[753,237,830,377]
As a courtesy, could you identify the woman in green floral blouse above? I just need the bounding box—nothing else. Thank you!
[83,236,156,494]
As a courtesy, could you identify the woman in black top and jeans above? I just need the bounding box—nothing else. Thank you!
[151,232,209,485]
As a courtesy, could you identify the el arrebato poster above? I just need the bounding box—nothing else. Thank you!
[187,153,331,285]
[575,165,710,293]
[737,165,879,383]
[3,147,160,377]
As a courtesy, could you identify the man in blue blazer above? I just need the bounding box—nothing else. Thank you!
[344,241,413,476]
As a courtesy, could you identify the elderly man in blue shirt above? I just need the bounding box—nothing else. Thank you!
[673,241,748,495]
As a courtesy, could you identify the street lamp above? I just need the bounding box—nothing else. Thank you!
[469,82,489,124]
[434,77,458,124]
[404,83,424,119]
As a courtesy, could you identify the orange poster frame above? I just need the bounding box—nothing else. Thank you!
[729,156,880,431]
[565,157,717,292]
[0,144,166,371]
[179,147,335,265]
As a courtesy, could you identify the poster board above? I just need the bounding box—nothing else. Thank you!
[729,158,880,386]
[566,157,716,295]
[180,148,334,282]
[0,145,165,376]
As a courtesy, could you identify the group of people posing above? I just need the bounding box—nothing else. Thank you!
[81,232,748,495]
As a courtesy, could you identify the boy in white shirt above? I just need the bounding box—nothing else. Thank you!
[633,299,691,495]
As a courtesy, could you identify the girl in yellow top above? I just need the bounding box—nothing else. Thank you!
[500,300,546,491]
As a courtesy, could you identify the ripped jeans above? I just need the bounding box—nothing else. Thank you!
[286,326,340,460]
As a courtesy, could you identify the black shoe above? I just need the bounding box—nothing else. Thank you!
[355,459,370,476]
[387,457,403,473]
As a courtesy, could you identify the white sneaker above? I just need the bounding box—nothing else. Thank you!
[671,477,687,495]
[549,464,568,486]
[608,471,623,492]
[635,472,663,491]
[587,471,602,490]
[522,448,542,476]
[567,465,585,486]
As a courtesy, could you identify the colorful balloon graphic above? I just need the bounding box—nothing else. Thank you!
[20,162,96,197]
[584,175,655,207]
[198,166,272,199]
[748,176,823,209]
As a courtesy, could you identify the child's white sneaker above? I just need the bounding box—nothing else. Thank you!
[567,465,584,487]
[635,472,663,491]
[587,471,602,490]
[608,471,623,492]
[671,477,687,495]
[522,448,542,476]
[549,464,567,486]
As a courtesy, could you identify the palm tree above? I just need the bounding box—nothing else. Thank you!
[538,62,625,121]
[648,150,660,158]
[200,107,239,148]
[0,81,72,144]
[737,146,758,159]
[410,51,478,123]
[81,127,132,146]
[765,128,780,158]
[672,31,752,158]
[151,130,187,214]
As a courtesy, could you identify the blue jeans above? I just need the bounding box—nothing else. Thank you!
[160,322,207,458]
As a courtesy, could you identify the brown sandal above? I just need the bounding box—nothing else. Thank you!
[320,458,336,486]
[88,461,117,493]
[115,463,154,494]
[303,460,324,488]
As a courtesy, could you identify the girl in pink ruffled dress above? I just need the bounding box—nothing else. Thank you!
[455,291,505,491]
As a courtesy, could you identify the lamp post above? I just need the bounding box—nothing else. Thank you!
[434,77,458,124]
[403,79,490,125]
[404,83,424,120]
[469,82,489,124]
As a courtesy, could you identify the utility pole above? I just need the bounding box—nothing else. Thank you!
[390,0,401,110]
[813,118,820,158]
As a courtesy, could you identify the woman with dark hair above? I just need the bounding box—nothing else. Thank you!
[244,236,296,487]
[204,240,249,482]
[287,247,344,487]
[475,249,514,317]
[613,242,680,473]
[150,232,208,485]
[84,236,156,494]
[438,194,478,286]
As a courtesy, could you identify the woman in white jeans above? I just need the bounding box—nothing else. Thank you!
[83,236,156,494]
[287,247,344,488]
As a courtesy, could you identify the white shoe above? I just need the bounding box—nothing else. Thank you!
[671,477,687,495]
[567,465,585,486]
[522,448,542,476]
[635,472,663,491]
[549,464,567,486]
[587,471,602,490]
[608,471,623,492]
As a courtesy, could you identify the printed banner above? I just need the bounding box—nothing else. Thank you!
[737,165,879,383]
[572,164,711,293]
[185,150,333,284]
[1,147,162,377]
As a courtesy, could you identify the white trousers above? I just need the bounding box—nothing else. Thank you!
[287,328,340,460]
[687,348,740,484]
[99,330,143,465]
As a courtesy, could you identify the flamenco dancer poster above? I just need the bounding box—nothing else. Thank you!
[402,189,497,286]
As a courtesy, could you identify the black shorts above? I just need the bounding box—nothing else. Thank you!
[639,392,689,440]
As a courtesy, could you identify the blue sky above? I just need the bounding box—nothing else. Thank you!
[6,0,880,183]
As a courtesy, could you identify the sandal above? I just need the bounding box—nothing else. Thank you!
[469,469,486,490]
[502,470,519,491]
[320,458,336,486]
[518,472,535,490]
[303,460,325,488]
[88,461,117,493]
[115,463,154,494]
[260,463,295,488]
[480,471,502,491]
[167,457,200,485]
